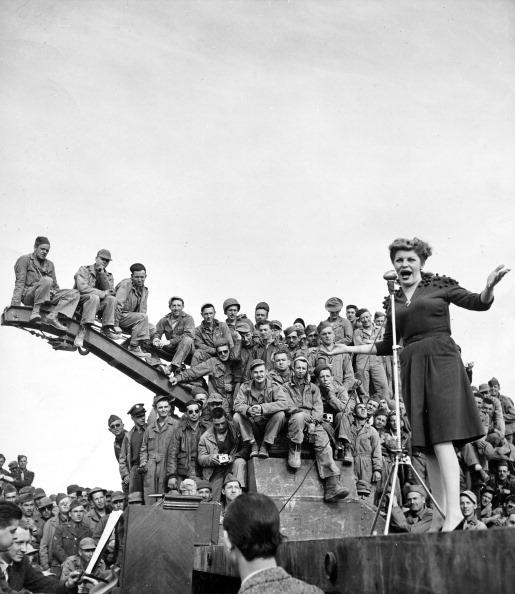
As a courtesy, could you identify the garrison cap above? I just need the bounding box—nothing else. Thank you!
[223,474,241,488]
[460,490,477,505]
[56,493,69,505]
[255,301,270,312]
[18,493,35,504]
[108,414,122,426]
[67,484,82,495]
[19,486,35,495]
[34,488,46,500]
[269,320,282,330]
[249,359,266,370]
[153,394,171,406]
[79,537,97,550]
[305,324,317,335]
[96,248,112,261]
[37,497,54,509]
[34,236,50,247]
[235,321,252,333]
[284,325,298,337]
[207,393,224,403]
[127,403,146,416]
[223,298,240,313]
[3,484,16,494]
[69,500,85,512]
[325,297,343,312]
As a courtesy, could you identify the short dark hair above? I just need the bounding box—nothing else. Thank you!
[0,502,22,528]
[223,493,282,561]
[388,237,432,265]
[273,348,290,360]
[211,406,226,420]
[185,399,200,410]
[255,320,271,330]
[482,397,495,407]
[130,263,146,273]
[356,308,370,319]
[215,338,231,350]
[346,304,358,311]
[168,296,184,307]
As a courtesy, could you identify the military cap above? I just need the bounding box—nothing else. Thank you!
[269,320,282,330]
[191,386,209,397]
[88,487,107,500]
[108,414,122,426]
[180,478,197,491]
[374,408,389,418]
[153,394,171,406]
[96,248,112,261]
[325,297,343,312]
[255,301,270,312]
[111,491,125,503]
[69,499,85,512]
[56,493,69,505]
[235,321,252,333]
[196,480,212,491]
[79,537,97,550]
[8,461,18,469]
[314,363,332,377]
[478,383,490,394]
[33,488,46,500]
[34,236,50,247]
[284,325,298,337]
[460,490,477,505]
[19,486,35,495]
[37,497,54,509]
[67,484,82,495]
[249,358,266,370]
[293,355,309,365]
[127,403,146,416]
[317,321,332,334]
[223,298,240,313]
[128,491,144,504]
[482,485,495,496]
[3,484,16,494]
[356,308,370,319]
[305,324,317,335]
[406,485,427,498]
[223,474,241,488]
[18,493,35,504]
[374,311,385,319]
[207,393,224,403]
[293,318,305,328]
[200,302,215,312]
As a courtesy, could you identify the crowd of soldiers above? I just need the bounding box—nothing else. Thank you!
[2,236,515,591]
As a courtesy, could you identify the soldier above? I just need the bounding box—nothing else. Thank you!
[233,359,291,459]
[305,324,318,348]
[283,326,308,361]
[323,297,353,345]
[170,338,238,415]
[139,396,178,504]
[252,321,282,371]
[285,357,349,502]
[60,537,110,592]
[107,415,127,463]
[10,456,34,490]
[254,301,270,325]
[192,303,234,365]
[83,488,107,533]
[52,500,91,567]
[233,320,255,384]
[39,493,71,574]
[11,236,80,331]
[73,249,120,348]
[390,485,433,534]
[268,349,292,386]
[197,408,247,502]
[166,400,204,492]
[345,304,359,330]
[309,322,355,391]
[119,404,147,495]
[114,262,151,358]
[152,296,195,372]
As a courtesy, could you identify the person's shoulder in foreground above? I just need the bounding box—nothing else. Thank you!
[222,492,323,594]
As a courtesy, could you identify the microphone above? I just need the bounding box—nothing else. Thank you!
[383,270,397,294]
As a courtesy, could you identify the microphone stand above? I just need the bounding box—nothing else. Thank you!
[370,272,444,535]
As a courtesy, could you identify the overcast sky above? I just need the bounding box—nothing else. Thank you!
[1,1,514,494]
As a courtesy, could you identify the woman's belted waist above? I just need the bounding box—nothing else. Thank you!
[404,331,450,346]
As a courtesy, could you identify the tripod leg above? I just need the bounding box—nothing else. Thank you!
[369,460,396,535]
[408,461,445,518]
[383,457,400,535]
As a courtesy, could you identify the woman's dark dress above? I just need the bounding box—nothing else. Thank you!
[375,273,491,449]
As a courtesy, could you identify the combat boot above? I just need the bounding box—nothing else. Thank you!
[46,312,67,332]
[74,326,86,349]
[288,443,301,469]
[342,445,354,466]
[324,475,349,502]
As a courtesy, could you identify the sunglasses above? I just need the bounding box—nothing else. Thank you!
[110,423,122,429]
[39,505,53,511]
[187,409,200,415]
[217,349,229,355]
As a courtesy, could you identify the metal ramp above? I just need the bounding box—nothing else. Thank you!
[1,305,189,408]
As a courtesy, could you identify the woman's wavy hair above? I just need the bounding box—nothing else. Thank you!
[388,237,432,265]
